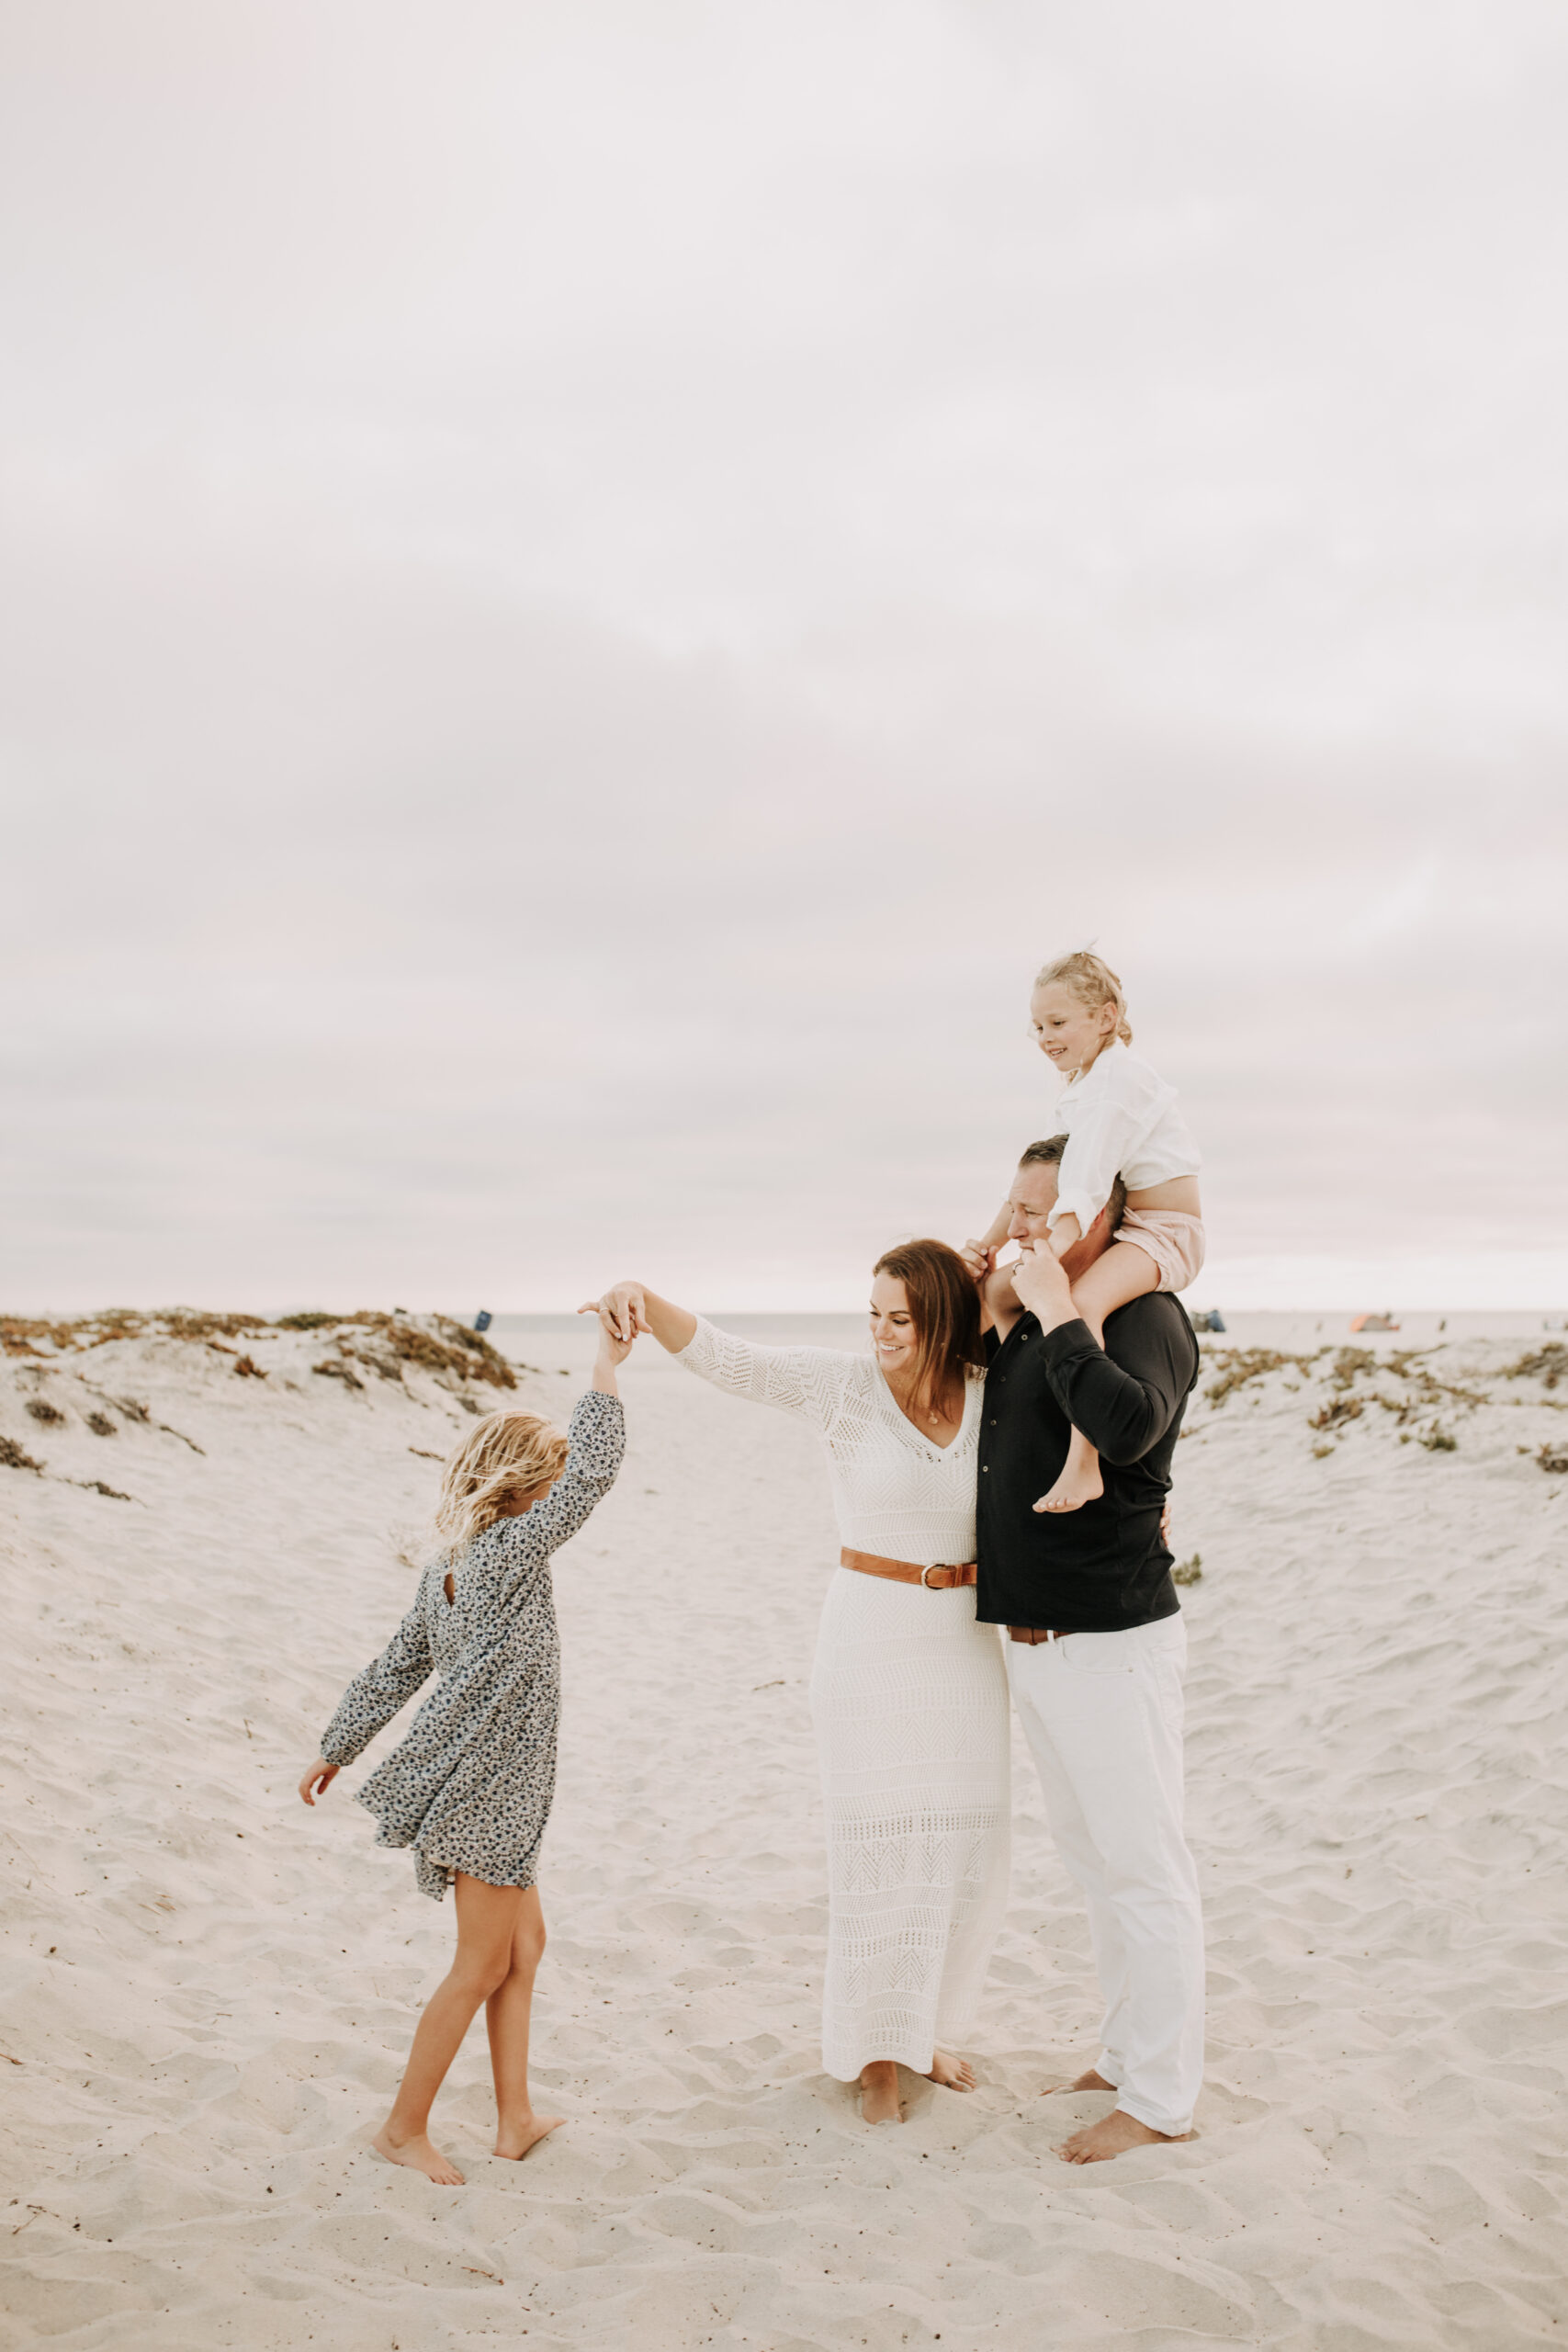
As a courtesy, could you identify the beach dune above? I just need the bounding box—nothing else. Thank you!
[2,1313,1566,2347]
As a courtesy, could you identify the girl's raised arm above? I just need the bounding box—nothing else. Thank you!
[497,1386,626,1586]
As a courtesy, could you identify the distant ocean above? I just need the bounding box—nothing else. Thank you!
[489,1307,1566,1354]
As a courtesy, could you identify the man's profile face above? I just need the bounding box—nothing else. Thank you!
[1006,1159,1058,1244]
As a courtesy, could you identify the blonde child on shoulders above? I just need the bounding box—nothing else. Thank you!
[973,950,1203,1513]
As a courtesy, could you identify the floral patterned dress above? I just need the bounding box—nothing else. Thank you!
[319,1389,625,1898]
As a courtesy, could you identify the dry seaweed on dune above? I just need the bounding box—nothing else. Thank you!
[1,1306,516,1393]
[1203,1348,1323,1406]
[1309,1396,1364,1432]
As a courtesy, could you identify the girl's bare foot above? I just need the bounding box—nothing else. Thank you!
[493,2112,565,2160]
[371,2122,465,2185]
[925,2051,976,2091]
[859,2060,903,2123]
[1035,1463,1104,1514]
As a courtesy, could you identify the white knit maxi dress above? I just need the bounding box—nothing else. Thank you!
[677,1317,1010,2081]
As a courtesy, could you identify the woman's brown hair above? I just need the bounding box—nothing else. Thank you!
[871,1238,984,1417]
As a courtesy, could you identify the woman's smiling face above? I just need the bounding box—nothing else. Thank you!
[868,1272,918,1378]
[1029,980,1118,1076]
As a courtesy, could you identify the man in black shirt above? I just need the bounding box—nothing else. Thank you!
[973,1136,1204,2163]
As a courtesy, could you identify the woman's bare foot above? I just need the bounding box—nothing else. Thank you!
[371,2122,465,2185]
[493,2112,565,2161]
[1046,2066,1116,2095]
[859,2061,904,2123]
[1058,2109,1192,2164]
[925,2051,976,2091]
[1035,1463,1104,1514]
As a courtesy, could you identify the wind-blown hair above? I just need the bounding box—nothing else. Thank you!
[1033,949,1134,1048]
[872,1238,985,1418]
[434,1408,570,1559]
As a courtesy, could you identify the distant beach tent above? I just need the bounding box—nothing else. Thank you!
[473,1310,493,1333]
[1189,1309,1226,1333]
[1349,1312,1400,1333]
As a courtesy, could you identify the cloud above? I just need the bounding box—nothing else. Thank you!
[1,1,1565,1307]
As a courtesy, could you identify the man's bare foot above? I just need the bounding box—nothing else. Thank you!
[371,2122,465,2184]
[1058,2109,1191,2164]
[1035,1464,1104,1514]
[493,2112,565,2161]
[925,2051,976,2091]
[859,2061,903,2124]
[1045,2066,1116,2095]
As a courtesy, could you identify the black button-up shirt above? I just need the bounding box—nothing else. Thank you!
[976,1297,1199,1634]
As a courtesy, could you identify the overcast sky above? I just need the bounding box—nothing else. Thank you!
[3,0,1565,1313]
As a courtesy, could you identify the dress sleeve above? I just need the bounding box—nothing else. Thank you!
[496,1388,626,1584]
[675,1316,854,1435]
[320,1591,435,1766]
[1050,1055,1177,1232]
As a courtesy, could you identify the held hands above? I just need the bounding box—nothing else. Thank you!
[577,1283,649,1345]
[298,1757,339,1806]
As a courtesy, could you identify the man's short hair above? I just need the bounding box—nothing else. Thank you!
[1018,1136,1127,1233]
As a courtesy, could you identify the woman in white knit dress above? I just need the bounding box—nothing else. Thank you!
[586,1240,1010,2124]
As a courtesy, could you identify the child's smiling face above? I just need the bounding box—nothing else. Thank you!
[1029,981,1118,1076]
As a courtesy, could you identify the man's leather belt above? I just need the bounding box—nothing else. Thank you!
[840,1547,977,1590]
[1007,1625,1072,1645]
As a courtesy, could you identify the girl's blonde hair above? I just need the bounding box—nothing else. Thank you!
[1033,949,1134,1048]
[434,1408,570,1558]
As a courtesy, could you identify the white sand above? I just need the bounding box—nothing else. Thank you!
[3,1315,1567,2349]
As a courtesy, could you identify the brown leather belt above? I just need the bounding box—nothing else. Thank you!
[1008,1625,1072,1645]
[840,1547,977,1590]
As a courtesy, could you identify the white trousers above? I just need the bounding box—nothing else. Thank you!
[1007,1614,1204,2136]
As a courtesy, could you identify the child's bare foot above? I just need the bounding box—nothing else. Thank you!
[924,2051,976,2091]
[493,2112,565,2161]
[1035,1462,1104,1514]
[371,2122,465,2185]
[859,2060,903,2123]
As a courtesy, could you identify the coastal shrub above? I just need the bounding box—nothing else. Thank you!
[1172,1553,1202,1585]
[1418,1424,1458,1453]
[86,1412,117,1437]
[1506,1343,1568,1390]
[0,1436,43,1472]
[312,1359,365,1391]
[1309,1396,1363,1432]
[25,1399,64,1424]
[1204,1349,1320,1406]
[276,1311,339,1329]
[1538,1442,1568,1473]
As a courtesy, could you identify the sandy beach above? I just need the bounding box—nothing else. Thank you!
[3,1309,1567,2349]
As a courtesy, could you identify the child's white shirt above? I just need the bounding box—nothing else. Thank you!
[1046,1040,1201,1232]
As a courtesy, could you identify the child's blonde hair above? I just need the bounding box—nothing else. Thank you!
[1033,949,1134,1048]
[434,1408,570,1558]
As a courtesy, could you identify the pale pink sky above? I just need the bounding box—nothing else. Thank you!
[2,1,1565,1311]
